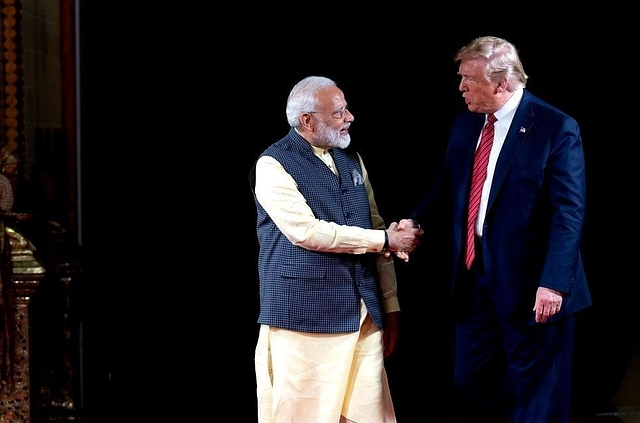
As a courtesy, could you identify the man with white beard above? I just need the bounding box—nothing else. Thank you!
[250,75,423,423]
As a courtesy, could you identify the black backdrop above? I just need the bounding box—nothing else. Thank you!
[81,9,637,422]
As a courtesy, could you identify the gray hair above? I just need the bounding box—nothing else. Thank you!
[285,76,337,128]
[454,36,528,92]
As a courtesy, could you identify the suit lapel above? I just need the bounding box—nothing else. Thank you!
[487,93,534,210]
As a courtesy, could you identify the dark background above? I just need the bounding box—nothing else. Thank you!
[81,9,636,422]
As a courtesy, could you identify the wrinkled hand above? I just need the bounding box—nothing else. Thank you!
[384,219,423,262]
[533,286,563,323]
[397,218,420,230]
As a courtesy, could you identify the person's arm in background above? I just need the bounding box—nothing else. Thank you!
[0,174,13,213]
[359,153,401,357]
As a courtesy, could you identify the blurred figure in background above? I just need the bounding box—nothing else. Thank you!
[2,154,34,215]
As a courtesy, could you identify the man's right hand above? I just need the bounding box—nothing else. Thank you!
[384,220,423,261]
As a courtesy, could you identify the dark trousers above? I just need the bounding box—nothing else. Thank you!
[453,262,575,423]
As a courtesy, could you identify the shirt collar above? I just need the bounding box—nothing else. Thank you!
[493,87,524,123]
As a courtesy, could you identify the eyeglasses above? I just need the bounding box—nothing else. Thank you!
[308,105,349,119]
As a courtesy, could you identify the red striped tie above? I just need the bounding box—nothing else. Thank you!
[465,113,497,269]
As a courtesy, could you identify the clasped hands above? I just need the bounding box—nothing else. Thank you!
[384,219,424,262]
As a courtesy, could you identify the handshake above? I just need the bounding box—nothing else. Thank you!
[384,219,424,262]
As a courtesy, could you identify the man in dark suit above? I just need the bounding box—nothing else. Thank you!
[409,36,592,423]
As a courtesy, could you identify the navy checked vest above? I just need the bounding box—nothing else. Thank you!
[250,128,384,333]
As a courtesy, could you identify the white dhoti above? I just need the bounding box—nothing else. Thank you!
[255,303,396,423]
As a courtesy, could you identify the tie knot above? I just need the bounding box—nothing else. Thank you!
[487,113,497,124]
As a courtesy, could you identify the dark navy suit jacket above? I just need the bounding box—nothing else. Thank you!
[411,90,592,326]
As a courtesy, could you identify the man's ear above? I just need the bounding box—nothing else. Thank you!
[495,78,509,94]
[300,113,315,131]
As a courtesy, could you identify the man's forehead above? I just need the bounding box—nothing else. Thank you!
[317,87,345,106]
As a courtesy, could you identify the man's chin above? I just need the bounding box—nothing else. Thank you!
[335,137,350,149]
